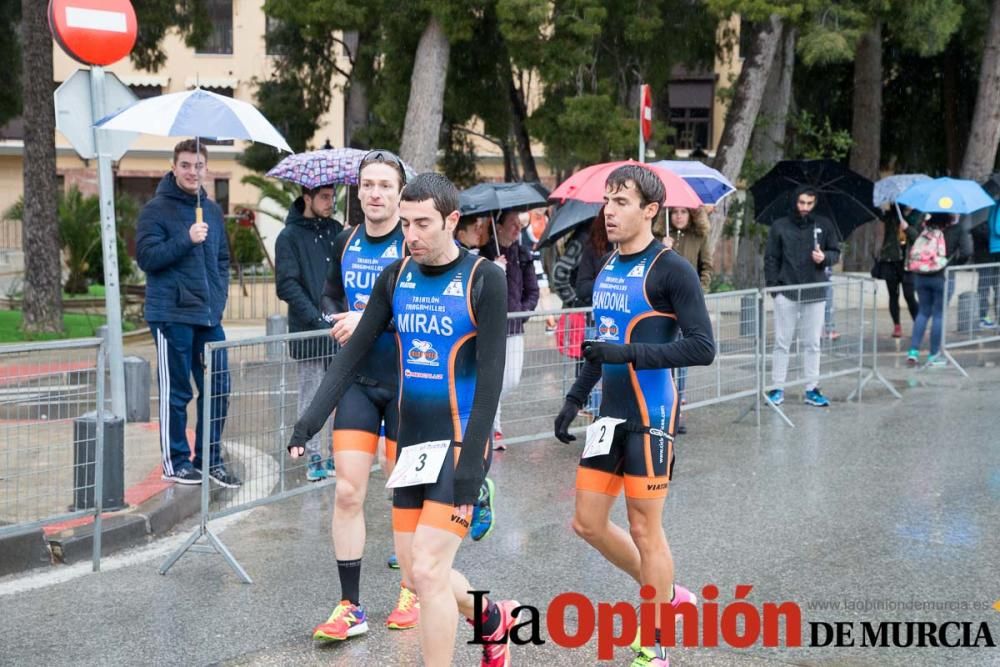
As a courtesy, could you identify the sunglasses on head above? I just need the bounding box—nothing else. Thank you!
[359,149,406,184]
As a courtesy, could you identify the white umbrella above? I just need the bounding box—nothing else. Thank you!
[96,87,292,152]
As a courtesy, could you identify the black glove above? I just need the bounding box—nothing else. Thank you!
[581,340,633,365]
[554,399,581,443]
[287,440,305,457]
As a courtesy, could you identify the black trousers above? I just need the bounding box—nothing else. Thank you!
[884,262,919,325]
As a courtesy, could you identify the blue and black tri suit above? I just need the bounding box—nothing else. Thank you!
[297,249,508,536]
[321,223,406,458]
[567,240,715,499]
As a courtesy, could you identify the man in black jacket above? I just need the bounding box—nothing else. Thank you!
[275,185,343,481]
[763,186,842,408]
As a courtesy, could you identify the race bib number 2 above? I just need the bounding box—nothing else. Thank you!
[582,417,626,458]
[386,440,450,489]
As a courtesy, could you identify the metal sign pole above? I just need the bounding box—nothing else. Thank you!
[89,66,126,417]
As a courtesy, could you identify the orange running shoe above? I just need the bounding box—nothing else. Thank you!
[312,601,368,641]
[386,586,420,630]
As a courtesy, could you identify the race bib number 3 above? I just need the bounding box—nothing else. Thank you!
[582,417,626,459]
[386,440,450,489]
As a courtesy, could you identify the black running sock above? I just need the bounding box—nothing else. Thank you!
[337,559,362,605]
[481,600,502,635]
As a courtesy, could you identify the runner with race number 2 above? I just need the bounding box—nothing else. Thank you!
[553,164,716,666]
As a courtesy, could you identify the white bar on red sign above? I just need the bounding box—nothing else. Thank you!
[65,7,128,33]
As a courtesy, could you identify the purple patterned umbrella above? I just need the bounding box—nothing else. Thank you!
[266,148,414,188]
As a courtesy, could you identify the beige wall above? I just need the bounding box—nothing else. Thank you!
[1,0,347,215]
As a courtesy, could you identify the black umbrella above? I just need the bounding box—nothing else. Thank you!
[750,159,880,239]
[536,199,603,248]
[458,182,550,217]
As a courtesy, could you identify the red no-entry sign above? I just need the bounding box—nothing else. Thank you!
[49,0,137,67]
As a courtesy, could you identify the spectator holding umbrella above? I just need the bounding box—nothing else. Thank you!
[275,184,343,481]
[906,212,972,367]
[876,205,921,338]
[764,185,841,408]
[481,209,540,449]
[663,206,713,432]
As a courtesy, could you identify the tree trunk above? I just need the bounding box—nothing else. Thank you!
[749,24,796,171]
[942,44,962,176]
[509,75,538,182]
[20,0,62,334]
[844,20,883,271]
[343,31,370,149]
[399,16,450,173]
[709,15,783,256]
[960,0,1000,181]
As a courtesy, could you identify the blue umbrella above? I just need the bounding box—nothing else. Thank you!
[873,174,931,206]
[896,177,995,215]
[650,159,736,205]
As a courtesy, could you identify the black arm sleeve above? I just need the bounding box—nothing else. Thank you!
[321,230,351,318]
[289,262,398,447]
[566,359,603,407]
[628,253,716,369]
[453,262,508,500]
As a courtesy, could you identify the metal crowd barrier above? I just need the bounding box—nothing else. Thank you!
[159,278,904,580]
[159,329,338,582]
[0,338,107,572]
[941,261,1000,376]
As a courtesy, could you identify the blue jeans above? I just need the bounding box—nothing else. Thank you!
[910,274,946,355]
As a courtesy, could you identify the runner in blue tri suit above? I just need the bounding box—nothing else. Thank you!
[290,150,417,641]
[290,173,521,667]
[553,165,715,667]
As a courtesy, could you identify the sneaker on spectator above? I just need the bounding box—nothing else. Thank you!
[926,353,948,368]
[979,317,997,329]
[163,466,202,485]
[324,457,336,475]
[892,324,902,338]
[907,348,920,367]
[209,466,242,488]
[804,388,830,407]
[492,431,506,451]
[766,389,784,406]
[387,553,399,569]
[307,454,327,482]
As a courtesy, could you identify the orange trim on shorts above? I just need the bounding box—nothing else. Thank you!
[333,429,379,455]
[576,467,624,497]
[392,507,421,533]
[624,473,670,499]
[419,500,473,538]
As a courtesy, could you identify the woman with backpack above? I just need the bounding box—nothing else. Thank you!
[906,212,972,367]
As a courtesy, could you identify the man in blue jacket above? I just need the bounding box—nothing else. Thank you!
[136,139,240,487]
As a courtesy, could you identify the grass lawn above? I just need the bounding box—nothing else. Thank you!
[64,284,106,299]
[0,310,137,343]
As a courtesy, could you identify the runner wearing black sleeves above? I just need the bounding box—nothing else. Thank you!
[289,151,416,643]
[290,173,522,667]
[552,165,715,667]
